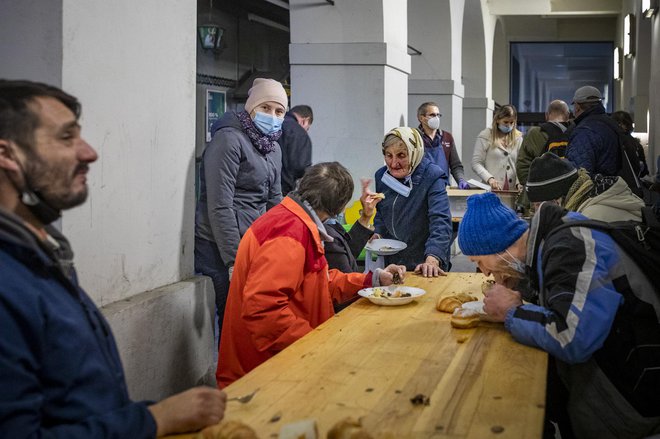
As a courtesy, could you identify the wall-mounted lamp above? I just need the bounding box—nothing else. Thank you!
[614,47,622,80]
[623,14,635,58]
[642,0,658,17]
[198,25,224,50]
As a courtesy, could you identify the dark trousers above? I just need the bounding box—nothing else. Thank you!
[194,236,230,344]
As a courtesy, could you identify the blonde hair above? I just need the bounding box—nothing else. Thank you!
[489,104,521,149]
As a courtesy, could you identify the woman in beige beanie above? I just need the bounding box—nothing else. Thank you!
[195,77,288,342]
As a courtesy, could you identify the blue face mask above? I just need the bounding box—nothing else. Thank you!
[253,111,283,135]
[498,124,513,134]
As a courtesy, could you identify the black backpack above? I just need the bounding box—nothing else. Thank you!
[546,207,660,416]
[540,122,571,158]
[595,115,644,198]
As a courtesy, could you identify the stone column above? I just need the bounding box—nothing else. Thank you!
[289,0,410,197]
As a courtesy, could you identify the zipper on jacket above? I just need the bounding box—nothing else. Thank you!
[391,194,399,239]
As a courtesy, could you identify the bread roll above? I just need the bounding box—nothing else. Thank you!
[371,193,385,200]
[450,308,481,329]
[481,280,495,294]
[436,292,478,313]
[327,418,373,439]
[194,420,258,439]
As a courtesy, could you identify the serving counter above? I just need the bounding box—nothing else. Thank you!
[167,273,547,438]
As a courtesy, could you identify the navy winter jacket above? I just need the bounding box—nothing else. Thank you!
[566,105,620,176]
[0,209,156,438]
[374,157,452,271]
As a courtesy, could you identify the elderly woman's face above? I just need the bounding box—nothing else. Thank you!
[384,141,410,179]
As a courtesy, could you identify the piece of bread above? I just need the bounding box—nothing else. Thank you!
[436,292,478,313]
[450,308,481,329]
[194,420,258,439]
[327,418,374,439]
[371,193,385,200]
[481,280,496,294]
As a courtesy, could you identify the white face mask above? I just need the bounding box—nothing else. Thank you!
[427,116,441,130]
[496,249,526,276]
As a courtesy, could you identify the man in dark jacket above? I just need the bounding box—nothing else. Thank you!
[279,105,313,195]
[0,80,226,438]
[566,85,620,176]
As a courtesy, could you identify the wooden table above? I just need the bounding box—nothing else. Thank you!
[168,273,547,438]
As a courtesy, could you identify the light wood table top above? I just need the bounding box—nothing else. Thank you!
[167,273,547,438]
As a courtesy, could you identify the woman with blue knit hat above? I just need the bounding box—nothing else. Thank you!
[458,193,660,438]
[373,127,452,276]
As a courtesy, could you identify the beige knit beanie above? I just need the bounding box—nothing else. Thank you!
[244,78,288,114]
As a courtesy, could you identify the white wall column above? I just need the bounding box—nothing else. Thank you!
[407,0,465,170]
[289,0,410,197]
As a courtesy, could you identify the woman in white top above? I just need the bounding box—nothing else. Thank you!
[471,104,524,190]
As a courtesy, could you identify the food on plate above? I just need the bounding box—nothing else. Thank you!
[194,420,258,439]
[327,417,374,439]
[279,419,318,439]
[371,287,411,298]
[371,192,386,200]
[379,245,395,251]
[450,307,481,329]
[436,292,478,313]
[392,271,402,285]
[482,279,496,294]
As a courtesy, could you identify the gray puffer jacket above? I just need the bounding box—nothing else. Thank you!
[195,111,282,266]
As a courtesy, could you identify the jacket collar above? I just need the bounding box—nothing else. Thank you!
[281,195,326,254]
[574,104,605,125]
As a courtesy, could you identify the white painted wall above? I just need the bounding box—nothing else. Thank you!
[648,9,660,177]
[0,0,62,85]
[60,0,197,306]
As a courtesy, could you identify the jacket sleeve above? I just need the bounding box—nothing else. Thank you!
[503,231,623,364]
[566,128,597,173]
[203,129,243,266]
[268,146,283,209]
[288,129,312,183]
[327,268,372,304]
[0,296,157,439]
[516,128,547,185]
[346,220,374,259]
[240,236,315,354]
[447,139,466,183]
[424,179,453,270]
[472,133,494,183]
[324,225,356,273]
[373,170,386,236]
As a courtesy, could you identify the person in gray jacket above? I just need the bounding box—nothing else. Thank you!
[195,78,288,340]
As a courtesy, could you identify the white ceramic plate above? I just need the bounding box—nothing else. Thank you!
[461,300,485,314]
[358,286,426,306]
[364,239,407,256]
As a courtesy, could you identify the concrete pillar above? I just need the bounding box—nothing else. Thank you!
[0,1,215,400]
[289,0,410,197]
[461,0,496,180]
[407,0,465,172]
[648,9,660,177]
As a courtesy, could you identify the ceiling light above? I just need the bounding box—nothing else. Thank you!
[614,47,622,80]
[624,14,635,58]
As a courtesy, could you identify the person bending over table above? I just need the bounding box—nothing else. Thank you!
[216,162,405,387]
[374,127,452,276]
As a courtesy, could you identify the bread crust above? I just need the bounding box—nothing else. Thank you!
[194,420,258,439]
[436,292,478,313]
[450,308,481,329]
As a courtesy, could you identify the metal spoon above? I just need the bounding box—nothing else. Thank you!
[227,388,259,404]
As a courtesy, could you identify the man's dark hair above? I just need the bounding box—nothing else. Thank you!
[290,105,314,124]
[0,80,81,152]
[296,162,353,217]
[612,110,634,133]
[417,101,439,118]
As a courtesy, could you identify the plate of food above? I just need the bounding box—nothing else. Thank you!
[364,238,407,256]
[358,286,426,306]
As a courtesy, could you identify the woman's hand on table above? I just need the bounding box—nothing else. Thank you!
[483,284,522,322]
[148,386,227,437]
[378,264,406,286]
[414,256,447,277]
[487,177,502,191]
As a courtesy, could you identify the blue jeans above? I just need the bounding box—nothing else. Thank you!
[194,236,230,344]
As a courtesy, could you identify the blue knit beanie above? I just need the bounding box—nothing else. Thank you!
[458,192,528,256]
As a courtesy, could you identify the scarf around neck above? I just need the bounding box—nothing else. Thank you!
[237,110,281,155]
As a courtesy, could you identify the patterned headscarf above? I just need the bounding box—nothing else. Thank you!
[382,127,425,175]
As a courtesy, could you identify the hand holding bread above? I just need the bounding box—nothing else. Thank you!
[482,284,522,322]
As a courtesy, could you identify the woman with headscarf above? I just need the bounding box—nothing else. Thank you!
[195,78,288,340]
[472,104,524,190]
[374,127,453,276]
